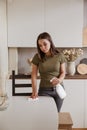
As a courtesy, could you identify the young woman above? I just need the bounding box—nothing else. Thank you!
[31,32,66,112]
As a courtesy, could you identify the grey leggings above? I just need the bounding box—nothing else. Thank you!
[38,87,64,112]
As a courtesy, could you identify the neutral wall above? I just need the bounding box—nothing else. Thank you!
[17,47,87,74]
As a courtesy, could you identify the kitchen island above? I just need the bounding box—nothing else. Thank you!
[8,70,87,128]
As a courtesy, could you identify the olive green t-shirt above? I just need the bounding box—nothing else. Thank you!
[32,52,66,88]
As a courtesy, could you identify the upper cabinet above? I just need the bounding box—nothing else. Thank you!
[7,0,44,47]
[7,0,83,47]
[44,0,83,47]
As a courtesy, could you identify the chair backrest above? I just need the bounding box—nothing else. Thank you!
[12,70,32,96]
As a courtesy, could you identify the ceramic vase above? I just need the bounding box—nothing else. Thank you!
[67,61,76,75]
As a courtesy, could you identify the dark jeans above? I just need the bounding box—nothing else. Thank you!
[38,86,64,112]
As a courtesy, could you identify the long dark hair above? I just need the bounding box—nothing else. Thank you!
[37,32,59,61]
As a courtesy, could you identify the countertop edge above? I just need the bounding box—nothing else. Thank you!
[10,74,87,80]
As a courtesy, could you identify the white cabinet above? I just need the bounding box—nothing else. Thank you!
[7,0,83,47]
[45,0,83,47]
[7,0,44,47]
[61,80,85,128]
[84,80,87,127]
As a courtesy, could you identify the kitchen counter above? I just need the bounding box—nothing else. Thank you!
[10,73,87,79]
[65,74,87,79]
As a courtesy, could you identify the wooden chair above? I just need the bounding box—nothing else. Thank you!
[12,70,32,96]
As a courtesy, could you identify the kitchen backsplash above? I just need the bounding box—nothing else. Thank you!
[18,47,87,74]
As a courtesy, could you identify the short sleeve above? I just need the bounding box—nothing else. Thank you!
[31,53,40,66]
[59,52,66,64]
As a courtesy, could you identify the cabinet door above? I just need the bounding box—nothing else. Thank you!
[61,80,84,128]
[7,0,44,47]
[84,80,87,127]
[45,0,83,47]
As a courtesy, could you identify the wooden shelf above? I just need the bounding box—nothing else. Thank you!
[10,73,87,80]
[65,74,87,79]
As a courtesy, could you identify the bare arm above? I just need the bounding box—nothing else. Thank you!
[51,63,66,86]
[31,64,38,98]
[58,62,66,82]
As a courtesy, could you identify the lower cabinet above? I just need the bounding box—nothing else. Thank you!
[61,80,85,128]
[37,79,87,128]
[84,80,87,127]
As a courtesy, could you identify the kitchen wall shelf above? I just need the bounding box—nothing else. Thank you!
[10,71,87,80]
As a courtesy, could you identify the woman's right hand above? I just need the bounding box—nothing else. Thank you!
[30,92,38,99]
